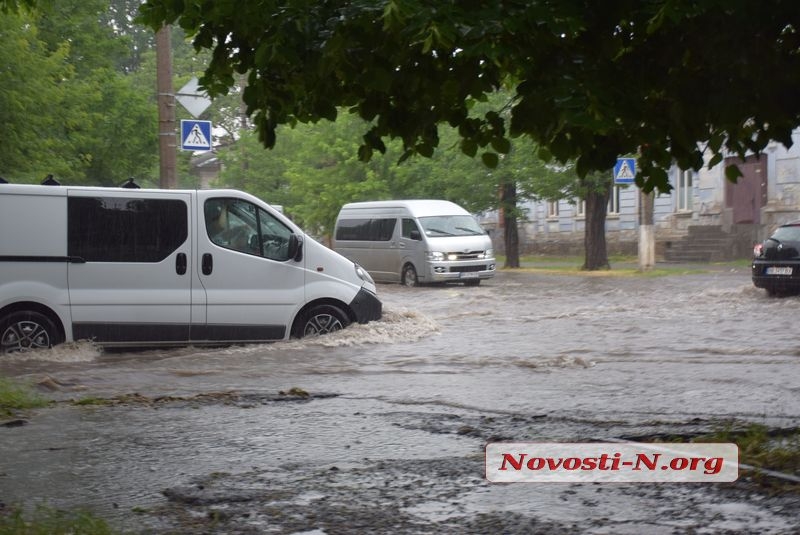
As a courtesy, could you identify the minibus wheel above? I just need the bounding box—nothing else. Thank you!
[0,311,61,354]
[298,304,350,337]
[401,264,418,287]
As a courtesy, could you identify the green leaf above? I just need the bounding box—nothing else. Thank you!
[417,142,434,158]
[461,138,478,158]
[724,163,743,183]
[490,136,511,154]
[481,152,499,168]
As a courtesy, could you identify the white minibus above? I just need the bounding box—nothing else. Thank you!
[333,200,496,286]
[0,183,381,353]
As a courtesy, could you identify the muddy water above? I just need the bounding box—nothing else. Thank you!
[1,267,799,533]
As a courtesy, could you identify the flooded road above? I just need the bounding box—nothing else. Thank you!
[1,266,799,533]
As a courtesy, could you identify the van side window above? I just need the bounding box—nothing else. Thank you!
[205,198,292,261]
[402,218,421,240]
[336,218,396,241]
[68,197,187,262]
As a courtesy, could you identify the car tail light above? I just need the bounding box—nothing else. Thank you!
[753,243,764,257]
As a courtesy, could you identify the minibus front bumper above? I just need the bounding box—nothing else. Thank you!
[349,287,383,324]
[427,261,497,282]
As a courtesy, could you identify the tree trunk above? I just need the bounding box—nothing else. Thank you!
[583,188,610,270]
[501,182,520,268]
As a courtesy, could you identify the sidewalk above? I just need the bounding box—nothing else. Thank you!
[511,256,751,274]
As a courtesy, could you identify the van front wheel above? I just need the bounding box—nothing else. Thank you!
[298,305,350,337]
[0,311,61,354]
[401,264,418,287]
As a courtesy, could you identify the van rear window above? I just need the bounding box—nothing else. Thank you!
[336,218,396,241]
[68,197,187,262]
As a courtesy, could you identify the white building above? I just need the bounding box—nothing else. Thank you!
[487,131,800,261]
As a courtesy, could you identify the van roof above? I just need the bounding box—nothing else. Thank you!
[0,183,253,198]
[339,200,469,217]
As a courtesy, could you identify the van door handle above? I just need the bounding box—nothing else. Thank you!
[176,253,187,275]
[202,253,213,275]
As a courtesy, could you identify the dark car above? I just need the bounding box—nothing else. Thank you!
[752,220,800,295]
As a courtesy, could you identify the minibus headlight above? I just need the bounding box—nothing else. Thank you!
[427,251,444,261]
[484,248,494,259]
[354,264,374,284]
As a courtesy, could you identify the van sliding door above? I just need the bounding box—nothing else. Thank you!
[66,191,193,344]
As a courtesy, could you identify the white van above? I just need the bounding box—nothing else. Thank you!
[333,200,496,286]
[0,183,381,353]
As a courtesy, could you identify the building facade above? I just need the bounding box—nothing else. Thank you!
[485,130,800,261]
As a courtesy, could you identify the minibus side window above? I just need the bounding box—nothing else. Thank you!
[336,218,395,241]
[402,218,421,240]
[372,218,396,241]
[68,197,187,262]
[336,219,371,241]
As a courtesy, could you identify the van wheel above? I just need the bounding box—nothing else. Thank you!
[0,311,61,354]
[401,264,418,287]
[298,305,350,337]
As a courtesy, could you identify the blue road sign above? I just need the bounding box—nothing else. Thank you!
[180,119,212,151]
[614,157,636,184]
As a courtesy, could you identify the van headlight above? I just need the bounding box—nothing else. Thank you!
[481,248,494,259]
[427,251,444,261]
[354,263,374,284]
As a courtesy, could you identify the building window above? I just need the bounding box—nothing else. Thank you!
[676,170,693,211]
[607,185,621,215]
[574,198,586,218]
[547,200,559,218]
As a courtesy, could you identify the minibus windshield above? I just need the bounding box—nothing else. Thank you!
[418,215,485,237]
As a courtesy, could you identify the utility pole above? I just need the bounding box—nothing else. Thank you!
[156,24,177,189]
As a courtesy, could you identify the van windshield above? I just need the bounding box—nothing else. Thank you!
[418,215,485,237]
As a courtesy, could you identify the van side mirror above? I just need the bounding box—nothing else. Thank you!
[409,229,421,241]
[288,233,303,262]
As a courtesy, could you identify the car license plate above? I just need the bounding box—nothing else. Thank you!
[460,271,479,279]
[766,266,793,276]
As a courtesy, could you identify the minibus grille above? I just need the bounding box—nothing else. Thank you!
[447,251,483,260]
[450,265,486,273]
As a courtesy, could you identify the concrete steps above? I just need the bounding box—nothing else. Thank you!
[662,225,735,262]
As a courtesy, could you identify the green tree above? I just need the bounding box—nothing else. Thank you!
[139,0,800,269]
[219,114,401,238]
[137,0,800,187]
[0,10,73,180]
[0,1,159,184]
[219,108,573,264]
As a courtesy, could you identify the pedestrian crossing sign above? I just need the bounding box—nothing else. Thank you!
[614,157,636,184]
[180,120,212,151]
